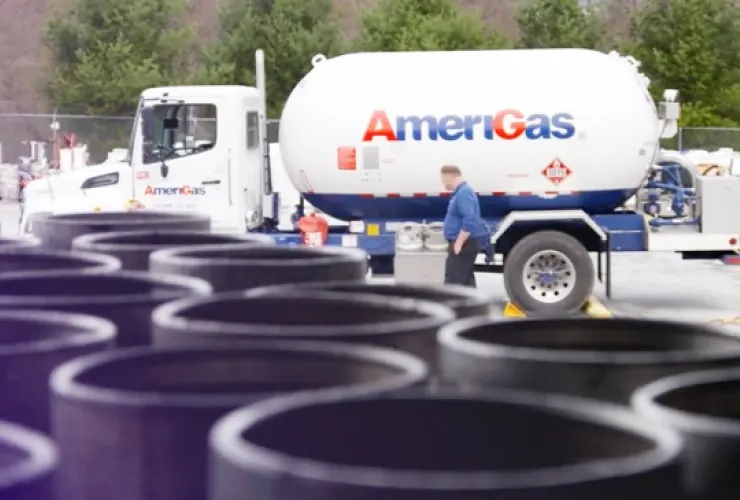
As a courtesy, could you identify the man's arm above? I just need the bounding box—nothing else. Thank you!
[454,189,477,248]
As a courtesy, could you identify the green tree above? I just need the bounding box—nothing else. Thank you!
[203,0,345,117]
[630,0,740,124]
[358,0,508,52]
[517,0,601,49]
[44,0,196,116]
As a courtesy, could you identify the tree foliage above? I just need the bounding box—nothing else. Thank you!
[40,0,740,129]
[44,0,196,115]
[358,0,508,51]
[202,0,345,117]
[517,0,601,49]
[630,0,740,124]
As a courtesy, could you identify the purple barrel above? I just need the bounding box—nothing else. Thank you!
[0,420,58,500]
[31,211,211,250]
[438,317,740,403]
[0,310,115,432]
[246,281,494,318]
[0,247,121,277]
[0,236,39,250]
[209,387,684,500]
[152,290,455,368]
[50,342,427,500]
[72,229,275,270]
[633,367,740,499]
[149,245,368,291]
[0,271,211,346]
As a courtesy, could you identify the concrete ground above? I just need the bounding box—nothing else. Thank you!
[3,201,737,333]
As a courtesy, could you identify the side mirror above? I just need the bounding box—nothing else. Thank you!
[141,106,157,163]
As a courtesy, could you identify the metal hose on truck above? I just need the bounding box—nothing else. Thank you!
[0,311,115,433]
[49,342,428,500]
[633,367,740,499]
[0,420,58,500]
[247,281,495,319]
[438,317,740,404]
[0,271,211,347]
[149,245,369,292]
[209,387,684,500]
[0,247,121,277]
[152,291,455,370]
[72,230,276,271]
[30,211,211,250]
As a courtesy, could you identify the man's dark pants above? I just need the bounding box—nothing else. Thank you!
[444,240,478,287]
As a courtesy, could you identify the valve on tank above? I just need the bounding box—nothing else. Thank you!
[297,213,328,247]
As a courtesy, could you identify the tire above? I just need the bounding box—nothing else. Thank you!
[503,230,594,315]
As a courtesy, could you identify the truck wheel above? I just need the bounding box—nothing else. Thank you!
[503,230,594,315]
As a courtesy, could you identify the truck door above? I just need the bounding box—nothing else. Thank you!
[134,100,231,229]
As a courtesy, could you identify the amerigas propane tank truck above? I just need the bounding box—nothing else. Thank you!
[18,48,740,315]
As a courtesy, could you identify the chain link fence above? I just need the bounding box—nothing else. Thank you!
[676,127,740,151]
[0,114,134,165]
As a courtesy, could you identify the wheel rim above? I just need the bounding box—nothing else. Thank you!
[522,250,576,304]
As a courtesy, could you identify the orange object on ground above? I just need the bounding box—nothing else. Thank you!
[297,213,328,247]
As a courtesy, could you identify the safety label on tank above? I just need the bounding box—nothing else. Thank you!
[542,158,571,185]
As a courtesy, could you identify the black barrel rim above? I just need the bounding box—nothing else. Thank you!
[0,270,212,307]
[246,281,493,313]
[72,229,275,253]
[0,420,58,489]
[439,316,740,365]
[154,290,456,339]
[50,342,429,408]
[211,387,682,490]
[35,211,211,226]
[0,310,116,355]
[0,248,121,277]
[149,244,367,269]
[632,367,740,435]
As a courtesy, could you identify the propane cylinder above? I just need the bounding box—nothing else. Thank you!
[209,388,683,500]
[0,310,115,432]
[0,419,58,500]
[31,211,211,250]
[633,367,740,499]
[50,343,427,500]
[0,247,121,277]
[149,244,368,292]
[247,281,493,318]
[423,222,448,252]
[280,50,661,221]
[152,290,455,368]
[0,271,211,347]
[438,317,740,403]
[395,223,424,252]
[72,230,275,271]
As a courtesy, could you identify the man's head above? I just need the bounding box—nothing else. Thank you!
[440,165,463,191]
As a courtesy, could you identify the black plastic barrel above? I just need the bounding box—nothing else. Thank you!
[0,310,115,432]
[153,290,455,367]
[438,317,740,403]
[149,244,368,291]
[0,247,121,277]
[0,271,211,347]
[0,236,39,250]
[247,281,494,318]
[0,420,58,500]
[31,211,211,250]
[50,342,428,500]
[633,367,740,498]
[72,229,276,270]
[209,387,684,500]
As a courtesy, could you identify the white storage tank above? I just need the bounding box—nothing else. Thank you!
[279,49,661,221]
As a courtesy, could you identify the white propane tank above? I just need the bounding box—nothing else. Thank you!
[395,222,424,252]
[279,49,661,221]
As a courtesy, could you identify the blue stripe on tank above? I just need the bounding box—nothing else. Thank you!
[302,189,636,221]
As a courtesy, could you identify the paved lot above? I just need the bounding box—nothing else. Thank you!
[4,201,737,331]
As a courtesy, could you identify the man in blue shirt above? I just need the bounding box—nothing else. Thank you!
[441,165,486,287]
